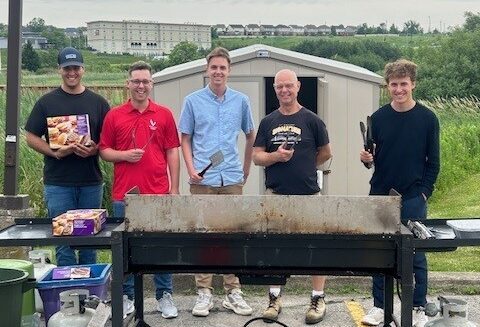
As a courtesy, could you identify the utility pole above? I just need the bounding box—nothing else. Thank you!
[0,0,30,210]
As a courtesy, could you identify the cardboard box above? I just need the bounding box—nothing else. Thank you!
[47,114,91,149]
[52,209,107,236]
[52,267,91,280]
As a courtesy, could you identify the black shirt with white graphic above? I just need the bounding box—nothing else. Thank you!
[254,107,329,195]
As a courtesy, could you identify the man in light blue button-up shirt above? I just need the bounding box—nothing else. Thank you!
[179,47,255,318]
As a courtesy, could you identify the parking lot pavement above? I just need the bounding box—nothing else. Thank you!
[111,294,479,327]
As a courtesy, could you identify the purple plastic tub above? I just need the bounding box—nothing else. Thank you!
[36,263,111,323]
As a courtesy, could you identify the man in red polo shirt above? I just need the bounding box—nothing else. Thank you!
[99,61,180,320]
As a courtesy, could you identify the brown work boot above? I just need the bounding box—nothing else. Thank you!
[305,294,326,324]
[262,292,282,323]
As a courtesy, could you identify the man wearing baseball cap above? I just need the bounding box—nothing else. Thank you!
[58,47,84,68]
[25,47,110,266]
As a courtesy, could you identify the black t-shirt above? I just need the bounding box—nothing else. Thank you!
[254,107,329,195]
[25,87,110,186]
[369,102,440,199]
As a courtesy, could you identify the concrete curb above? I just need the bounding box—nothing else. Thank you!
[140,272,480,295]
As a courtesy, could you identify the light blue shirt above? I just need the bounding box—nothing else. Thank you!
[179,85,255,186]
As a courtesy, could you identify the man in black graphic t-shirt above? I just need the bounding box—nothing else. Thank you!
[253,69,332,324]
[25,47,110,266]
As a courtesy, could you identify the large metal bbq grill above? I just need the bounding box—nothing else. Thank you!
[113,194,414,326]
[1,194,479,326]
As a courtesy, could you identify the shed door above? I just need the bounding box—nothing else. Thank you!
[264,77,319,116]
[221,77,264,195]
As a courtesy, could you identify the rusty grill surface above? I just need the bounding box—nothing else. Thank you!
[125,195,401,234]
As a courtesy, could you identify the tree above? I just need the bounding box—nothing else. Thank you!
[211,27,218,39]
[403,20,423,35]
[41,26,69,49]
[22,41,40,72]
[0,23,7,37]
[167,41,201,66]
[389,24,400,34]
[26,17,46,33]
[464,11,480,32]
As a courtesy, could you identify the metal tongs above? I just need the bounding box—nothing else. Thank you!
[407,220,435,239]
[360,116,374,168]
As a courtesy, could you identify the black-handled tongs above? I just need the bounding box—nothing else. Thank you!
[360,116,374,168]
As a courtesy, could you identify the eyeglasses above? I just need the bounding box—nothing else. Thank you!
[273,82,297,91]
[129,79,152,86]
[131,118,156,150]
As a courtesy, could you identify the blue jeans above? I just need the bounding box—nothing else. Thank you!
[44,184,103,266]
[113,201,173,300]
[372,194,428,308]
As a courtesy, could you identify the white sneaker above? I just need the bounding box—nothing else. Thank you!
[362,307,384,326]
[122,295,134,319]
[222,288,253,316]
[413,307,428,327]
[192,289,214,317]
[157,291,178,319]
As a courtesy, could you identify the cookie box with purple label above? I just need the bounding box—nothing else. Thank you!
[52,209,107,236]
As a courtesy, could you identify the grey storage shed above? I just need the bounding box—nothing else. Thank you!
[152,44,384,195]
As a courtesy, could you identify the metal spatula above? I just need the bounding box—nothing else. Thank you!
[199,150,224,177]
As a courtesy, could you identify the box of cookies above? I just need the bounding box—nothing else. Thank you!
[47,114,91,149]
[52,209,107,236]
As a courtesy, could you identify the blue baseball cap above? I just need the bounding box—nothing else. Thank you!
[57,47,84,68]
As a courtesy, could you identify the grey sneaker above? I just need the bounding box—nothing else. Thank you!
[413,307,428,327]
[222,288,253,316]
[192,289,214,317]
[122,295,134,319]
[157,291,178,319]
[362,306,384,326]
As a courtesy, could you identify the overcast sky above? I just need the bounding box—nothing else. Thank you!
[1,0,479,31]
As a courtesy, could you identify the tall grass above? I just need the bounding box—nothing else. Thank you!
[422,96,480,203]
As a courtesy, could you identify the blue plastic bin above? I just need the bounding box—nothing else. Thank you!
[36,263,111,323]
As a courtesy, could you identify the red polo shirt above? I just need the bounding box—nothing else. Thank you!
[99,99,180,201]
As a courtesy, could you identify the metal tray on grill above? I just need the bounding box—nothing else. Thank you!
[447,219,480,239]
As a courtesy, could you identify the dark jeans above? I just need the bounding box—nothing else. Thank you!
[372,194,428,308]
[44,184,103,266]
[113,201,173,300]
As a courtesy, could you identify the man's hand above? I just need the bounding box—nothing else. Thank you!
[276,141,294,162]
[54,144,76,159]
[360,149,373,164]
[169,188,179,195]
[122,149,145,163]
[188,168,203,184]
[73,141,98,158]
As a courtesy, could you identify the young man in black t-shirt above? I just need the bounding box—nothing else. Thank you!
[25,47,110,266]
[360,59,440,327]
[253,69,332,325]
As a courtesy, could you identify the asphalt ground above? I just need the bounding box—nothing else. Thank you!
[38,273,480,326]
[120,294,480,327]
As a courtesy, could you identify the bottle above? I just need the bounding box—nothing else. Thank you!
[47,289,94,327]
[29,249,56,313]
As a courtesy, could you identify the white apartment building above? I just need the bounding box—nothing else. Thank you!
[86,20,211,56]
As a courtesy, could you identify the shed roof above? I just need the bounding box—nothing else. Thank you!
[153,44,383,84]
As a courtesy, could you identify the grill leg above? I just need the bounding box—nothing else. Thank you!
[384,275,394,325]
[401,236,414,327]
[134,274,145,322]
